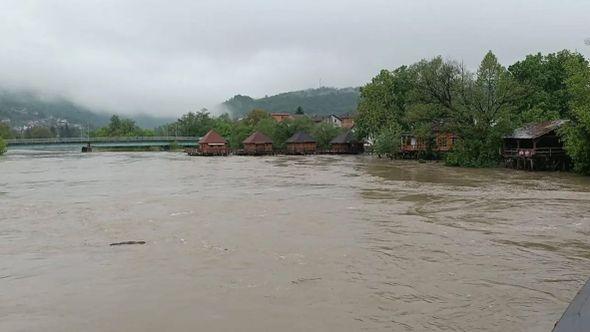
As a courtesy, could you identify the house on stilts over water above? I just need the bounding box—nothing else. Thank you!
[330,130,364,154]
[502,119,569,171]
[242,131,274,155]
[286,132,317,155]
[189,129,230,156]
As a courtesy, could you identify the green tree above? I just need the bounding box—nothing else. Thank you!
[0,137,6,155]
[373,124,402,159]
[273,116,315,149]
[560,55,590,174]
[447,51,517,167]
[174,109,214,136]
[254,117,278,139]
[312,123,340,149]
[228,121,253,148]
[91,115,154,137]
[0,123,13,139]
[295,106,304,115]
[25,126,55,138]
[356,67,413,139]
[509,50,585,123]
[244,109,271,126]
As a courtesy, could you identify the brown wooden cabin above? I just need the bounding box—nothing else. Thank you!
[286,132,317,155]
[242,131,274,155]
[194,129,230,156]
[502,120,569,171]
[400,132,456,157]
[330,130,364,154]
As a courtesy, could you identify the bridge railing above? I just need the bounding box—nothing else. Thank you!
[6,136,199,145]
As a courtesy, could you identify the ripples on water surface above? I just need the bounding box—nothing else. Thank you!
[1,150,590,331]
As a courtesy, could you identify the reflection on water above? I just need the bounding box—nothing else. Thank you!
[1,152,590,331]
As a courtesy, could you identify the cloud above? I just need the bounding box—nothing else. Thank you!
[0,0,588,116]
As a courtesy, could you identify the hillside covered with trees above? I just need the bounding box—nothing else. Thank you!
[221,87,360,118]
[356,50,590,175]
[0,88,174,137]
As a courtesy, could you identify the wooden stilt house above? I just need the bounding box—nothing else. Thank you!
[196,129,230,156]
[330,130,364,154]
[242,131,274,155]
[502,120,569,171]
[286,132,317,155]
[399,132,456,158]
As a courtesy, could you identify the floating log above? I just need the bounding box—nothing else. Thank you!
[109,241,146,246]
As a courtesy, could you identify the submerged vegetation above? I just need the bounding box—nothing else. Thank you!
[356,50,590,174]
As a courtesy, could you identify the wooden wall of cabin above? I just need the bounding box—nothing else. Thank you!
[244,143,273,154]
[287,142,317,154]
[200,143,230,155]
[435,133,455,152]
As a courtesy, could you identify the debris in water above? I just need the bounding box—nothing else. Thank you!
[291,277,322,284]
[109,241,146,246]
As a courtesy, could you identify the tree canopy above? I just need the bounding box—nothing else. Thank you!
[91,115,153,137]
[356,50,590,173]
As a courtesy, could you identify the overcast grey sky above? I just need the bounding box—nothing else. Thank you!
[1,0,589,117]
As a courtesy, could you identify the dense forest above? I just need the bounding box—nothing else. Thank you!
[356,50,590,175]
[222,87,360,118]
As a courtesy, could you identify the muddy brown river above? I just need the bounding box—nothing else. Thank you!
[2,151,590,331]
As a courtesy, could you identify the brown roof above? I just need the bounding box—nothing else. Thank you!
[330,130,358,144]
[243,131,273,144]
[199,130,228,144]
[505,120,568,139]
[286,132,316,143]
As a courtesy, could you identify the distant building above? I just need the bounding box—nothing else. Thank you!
[286,132,317,155]
[330,130,364,154]
[324,114,342,127]
[271,113,294,123]
[197,129,230,155]
[242,131,274,155]
[310,115,324,124]
[340,114,355,129]
[502,120,569,170]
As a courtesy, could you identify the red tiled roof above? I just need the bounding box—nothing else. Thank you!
[199,130,228,144]
[243,131,273,144]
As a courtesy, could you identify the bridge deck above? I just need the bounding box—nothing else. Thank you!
[6,136,199,147]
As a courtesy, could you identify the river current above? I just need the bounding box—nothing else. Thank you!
[2,150,590,331]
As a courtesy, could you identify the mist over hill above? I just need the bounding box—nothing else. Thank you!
[0,89,174,130]
[220,87,360,118]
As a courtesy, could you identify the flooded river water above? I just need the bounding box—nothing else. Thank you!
[2,151,590,331]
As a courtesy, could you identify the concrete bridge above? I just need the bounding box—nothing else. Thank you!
[5,136,199,149]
